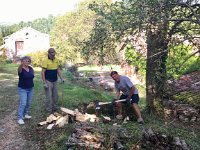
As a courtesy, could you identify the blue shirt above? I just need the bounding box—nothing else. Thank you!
[18,66,34,89]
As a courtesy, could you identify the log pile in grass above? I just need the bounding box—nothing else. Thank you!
[37,106,191,149]
[66,122,105,149]
[163,100,200,123]
[61,107,99,122]
[66,121,133,149]
[38,112,69,129]
[140,128,190,150]
[38,107,100,130]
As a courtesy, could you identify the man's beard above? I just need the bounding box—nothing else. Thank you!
[49,55,55,59]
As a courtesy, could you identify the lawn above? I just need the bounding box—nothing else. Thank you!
[0,64,199,150]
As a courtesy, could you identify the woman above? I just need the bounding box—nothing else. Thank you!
[17,56,34,125]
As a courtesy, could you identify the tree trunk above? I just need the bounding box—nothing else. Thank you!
[146,24,169,112]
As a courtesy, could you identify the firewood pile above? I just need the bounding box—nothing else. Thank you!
[37,112,69,129]
[164,70,200,123]
[66,122,132,150]
[66,122,105,149]
[61,107,99,122]
[167,70,200,93]
[37,107,100,130]
[163,100,200,123]
[140,128,190,150]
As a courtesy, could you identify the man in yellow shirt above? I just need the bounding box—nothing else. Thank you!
[41,48,64,113]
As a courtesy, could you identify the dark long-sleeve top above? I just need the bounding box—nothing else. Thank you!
[18,66,34,89]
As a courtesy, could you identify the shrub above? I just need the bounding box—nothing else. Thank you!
[65,71,75,81]
[28,51,47,67]
[167,44,199,78]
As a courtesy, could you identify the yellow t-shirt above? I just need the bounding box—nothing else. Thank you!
[41,57,61,70]
[41,57,61,82]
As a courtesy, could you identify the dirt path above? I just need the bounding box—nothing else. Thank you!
[0,79,39,150]
[0,110,29,150]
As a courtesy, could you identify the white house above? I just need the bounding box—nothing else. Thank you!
[2,27,50,59]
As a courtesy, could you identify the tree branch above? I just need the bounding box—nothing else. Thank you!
[179,50,200,68]
[118,30,138,52]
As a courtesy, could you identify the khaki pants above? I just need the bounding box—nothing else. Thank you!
[44,80,58,112]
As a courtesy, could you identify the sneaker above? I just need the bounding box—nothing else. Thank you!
[18,119,25,125]
[24,114,32,119]
[137,117,144,124]
[116,114,123,120]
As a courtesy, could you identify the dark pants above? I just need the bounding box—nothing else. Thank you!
[119,94,139,104]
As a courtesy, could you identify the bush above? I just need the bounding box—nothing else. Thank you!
[166,44,199,78]
[28,51,47,67]
[67,65,78,76]
[65,71,75,81]
[125,44,146,77]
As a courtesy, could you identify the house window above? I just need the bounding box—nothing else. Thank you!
[15,41,24,54]
[26,33,29,39]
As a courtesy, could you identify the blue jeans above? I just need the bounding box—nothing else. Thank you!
[18,87,34,120]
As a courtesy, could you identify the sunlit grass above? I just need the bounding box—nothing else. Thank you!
[78,64,121,72]
[0,63,199,150]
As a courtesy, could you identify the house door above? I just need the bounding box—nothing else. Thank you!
[15,41,24,55]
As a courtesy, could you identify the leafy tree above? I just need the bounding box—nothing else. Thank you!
[166,44,199,78]
[82,15,119,65]
[30,15,56,34]
[125,44,146,76]
[86,0,200,111]
[50,0,112,64]
[0,25,15,45]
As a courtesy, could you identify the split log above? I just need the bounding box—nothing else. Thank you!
[102,116,111,123]
[37,112,69,129]
[61,107,75,116]
[55,115,69,127]
[87,102,95,109]
[80,134,100,142]
[37,121,47,126]
[47,123,54,130]
[53,112,62,117]
[66,122,104,149]
[76,113,98,122]
[141,128,190,150]
[46,114,58,123]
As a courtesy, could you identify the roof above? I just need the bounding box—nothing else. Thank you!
[4,27,49,40]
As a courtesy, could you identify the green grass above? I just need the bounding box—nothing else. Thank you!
[0,63,200,150]
[173,91,200,107]
[78,64,121,72]
[0,64,18,119]
[24,68,114,149]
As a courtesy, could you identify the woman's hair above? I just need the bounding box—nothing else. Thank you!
[110,71,118,76]
[20,56,31,63]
